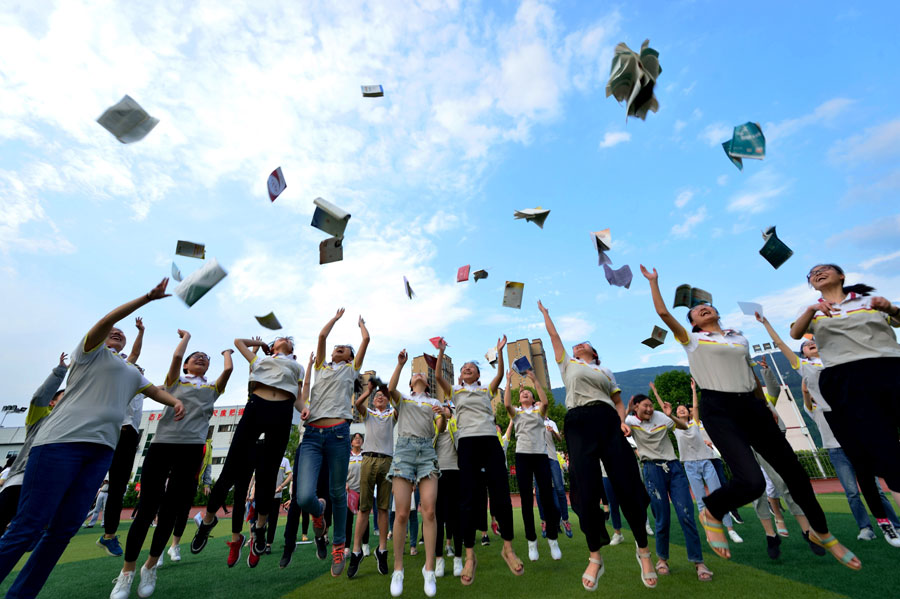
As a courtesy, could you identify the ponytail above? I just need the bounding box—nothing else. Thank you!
[843,283,875,296]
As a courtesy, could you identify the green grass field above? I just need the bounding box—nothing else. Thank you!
[3,493,898,598]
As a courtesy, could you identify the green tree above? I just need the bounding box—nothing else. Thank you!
[652,369,693,407]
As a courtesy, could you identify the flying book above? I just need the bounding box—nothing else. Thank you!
[423,354,437,370]
[512,356,533,375]
[267,167,286,202]
[457,265,470,282]
[759,226,792,269]
[311,197,351,238]
[361,85,384,97]
[503,281,524,309]
[171,262,182,282]
[175,240,205,259]
[484,347,498,367]
[319,237,343,264]
[513,207,550,229]
[255,312,282,330]
[722,122,765,171]
[473,269,488,282]
[641,326,668,348]
[429,337,447,350]
[672,284,712,309]
[404,276,415,300]
[605,39,662,121]
[737,301,763,317]
[96,95,159,143]
[174,258,227,307]
[603,263,632,288]
[591,229,612,266]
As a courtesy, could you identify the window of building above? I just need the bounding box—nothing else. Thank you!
[217,424,235,433]
[211,457,226,465]
[141,433,154,456]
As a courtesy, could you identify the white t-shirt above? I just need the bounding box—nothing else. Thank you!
[543,418,559,460]
[804,294,900,367]
[452,383,497,439]
[122,393,144,432]
[308,361,359,422]
[680,330,756,393]
[625,411,677,461]
[362,407,395,456]
[249,354,304,399]
[513,406,545,454]
[803,402,839,449]
[395,392,439,439]
[794,357,829,410]
[274,456,293,497]
[673,420,716,462]
[557,352,618,410]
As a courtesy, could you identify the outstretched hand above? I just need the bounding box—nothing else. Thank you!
[58,352,69,368]
[398,350,408,364]
[135,317,145,332]
[639,265,658,281]
[754,311,767,324]
[537,300,548,314]
[333,308,346,322]
[497,335,507,351]
[147,278,171,301]
[661,401,673,416]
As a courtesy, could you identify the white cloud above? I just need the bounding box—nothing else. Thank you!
[598,131,631,149]
[674,189,693,208]
[765,97,854,143]
[828,119,900,165]
[554,313,596,342]
[861,250,900,270]
[670,205,707,237]
[699,123,731,147]
[673,119,687,134]
[826,214,900,250]
[727,168,790,213]
[716,174,728,186]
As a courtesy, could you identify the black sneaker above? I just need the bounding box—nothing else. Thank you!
[480,534,490,546]
[347,551,363,579]
[315,535,328,560]
[375,548,389,575]
[730,509,744,525]
[803,530,826,556]
[253,524,267,556]
[766,534,781,560]
[279,544,294,569]
[265,545,272,555]
[190,515,218,554]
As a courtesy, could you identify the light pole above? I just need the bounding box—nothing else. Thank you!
[0,405,27,428]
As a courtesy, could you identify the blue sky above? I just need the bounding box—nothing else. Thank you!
[2,0,900,425]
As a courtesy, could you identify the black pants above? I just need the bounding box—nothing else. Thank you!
[699,389,828,532]
[565,403,649,552]
[265,496,283,545]
[124,443,203,561]
[207,395,293,532]
[104,426,140,536]
[458,436,514,548]
[0,486,22,532]
[515,453,558,541]
[436,469,462,557]
[284,445,332,545]
[820,357,900,492]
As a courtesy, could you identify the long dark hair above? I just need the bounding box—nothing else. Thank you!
[809,264,875,296]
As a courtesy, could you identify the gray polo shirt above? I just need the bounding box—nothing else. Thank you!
[513,406,546,455]
[543,418,559,460]
[680,330,756,393]
[395,392,439,439]
[347,452,363,491]
[154,375,220,444]
[557,352,617,409]
[308,360,359,422]
[674,421,716,462]
[795,357,828,410]
[452,384,497,439]
[625,411,676,461]
[122,393,144,432]
[804,294,900,367]
[362,407,395,456]
[249,354,304,399]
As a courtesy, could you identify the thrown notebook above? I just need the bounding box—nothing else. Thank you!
[457,265,470,282]
[361,85,384,97]
[484,347,498,367]
[503,281,524,309]
[174,258,227,307]
[404,276,415,300]
[255,312,282,330]
[473,269,489,282]
[96,95,159,143]
[175,240,205,260]
[672,284,712,309]
[641,326,668,348]
[311,197,351,238]
[722,122,765,171]
[319,237,343,264]
[759,226,792,269]
[513,207,550,229]
[171,262,183,282]
[512,356,533,375]
[267,167,287,202]
[605,39,662,120]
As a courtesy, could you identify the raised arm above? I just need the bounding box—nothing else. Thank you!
[355,380,374,416]
[527,370,549,417]
[756,313,800,369]
[639,265,689,344]
[32,353,68,408]
[166,330,191,386]
[758,357,781,405]
[659,399,688,430]
[316,308,345,368]
[355,316,370,370]
[84,279,170,352]
[126,317,145,364]
[801,378,813,411]
[490,335,507,395]
[215,349,235,393]
[143,385,185,420]
[434,342,452,398]
[387,350,406,405]
[690,378,700,422]
[234,338,270,364]
[538,301,564,363]
[503,370,516,418]
[297,353,315,415]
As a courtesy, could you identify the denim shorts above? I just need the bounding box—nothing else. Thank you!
[388,436,440,483]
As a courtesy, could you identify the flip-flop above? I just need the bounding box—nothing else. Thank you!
[635,546,658,589]
[699,509,731,559]
[501,547,525,576]
[461,557,477,586]
[808,532,862,571]
[582,557,604,591]
[696,563,713,582]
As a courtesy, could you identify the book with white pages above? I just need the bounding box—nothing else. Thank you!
[311,197,351,238]
[96,95,159,143]
[513,207,550,229]
[174,258,227,307]
[319,237,343,264]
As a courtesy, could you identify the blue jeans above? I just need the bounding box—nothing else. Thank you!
[683,460,733,528]
[296,422,351,545]
[828,447,900,530]
[642,460,704,563]
[86,491,107,527]
[535,457,569,522]
[602,477,622,530]
[0,442,113,599]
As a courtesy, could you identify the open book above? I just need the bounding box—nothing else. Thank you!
[361,85,384,97]
[255,312,282,330]
[267,167,287,202]
[171,262,182,282]
[175,240,205,259]
[174,258,227,307]
[311,198,351,238]
[641,326,668,348]
[473,269,488,282]
[512,356,533,375]
[604,263,632,288]
[605,39,662,121]
[513,207,550,229]
[591,229,612,266]
[484,347,498,367]
[722,122,765,171]
[673,284,712,309]
[503,281,524,309]
[759,226,792,269]
[96,95,159,143]
[319,237,343,264]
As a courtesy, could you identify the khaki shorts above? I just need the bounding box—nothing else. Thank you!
[359,454,392,512]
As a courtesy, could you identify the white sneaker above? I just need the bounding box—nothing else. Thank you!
[453,557,463,577]
[527,540,539,561]
[136,565,157,598]
[423,567,437,598]
[728,529,744,543]
[645,522,654,536]
[390,570,404,597]
[446,544,454,557]
[880,522,900,547]
[858,527,877,541]
[610,532,625,546]
[548,539,562,560]
[156,551,163,567]
[361,543,371,557]
[167,545,181,562]
[110,570,134,599]
[435,556,445,577]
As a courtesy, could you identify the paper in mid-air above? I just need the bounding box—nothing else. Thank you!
[175,240,206,259]
[722,123,765,171]
[173,258,227,307]
[512,356,533,375]
[361,85,384,97]
[429,337,447,350]
[96,95,159,143]
[484,347,498,367]
[457,265,470,282]
[503,281,524,309]
[591,229,613,266]
[319,237,343,264]
[513,207,550,229]
[255,312,282,330]
[605,39,662,120]
[404,276,415,300]
[603,263,633,288]
[267,167,287,202]
[473,269,488,282]
[311,198,351,238]
[673,284,713,309]
[759,226,793,269]
[737,301,763,317]
[641,326,668,348]
[171,262,182,282]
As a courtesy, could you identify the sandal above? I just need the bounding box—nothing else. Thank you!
[501,546,524,576]
[655,560,670,575]
[699,509,731,559]
[775,519,789,537]
[582,557,604,591]
[695,563,713,582]
[635,545,658,589]
[807,532,862,571]
[461,557,477,586]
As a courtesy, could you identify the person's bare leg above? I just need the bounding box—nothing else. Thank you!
[392,479,413,572]
[419,477,438,572]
